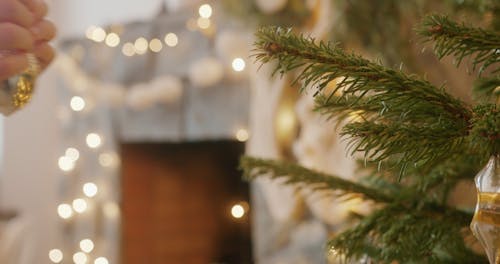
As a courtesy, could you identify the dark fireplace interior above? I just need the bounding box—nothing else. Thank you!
[120,141,251,264]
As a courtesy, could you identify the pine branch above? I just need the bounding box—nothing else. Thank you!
[328,205,487,263]
[241,156,480,262]
[418,14,500,74]
[240,156,393,203]
[254,27,474,172]
[240,156,473,220]
[473,75,500,101]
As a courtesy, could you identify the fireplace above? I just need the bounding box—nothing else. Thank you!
[120,141,251,264]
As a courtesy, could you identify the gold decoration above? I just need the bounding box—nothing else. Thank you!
[12,54,39,109]
[471,155,500,264]
[274,76,300,159]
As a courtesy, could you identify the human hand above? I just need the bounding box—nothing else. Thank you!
[0,0,56,81]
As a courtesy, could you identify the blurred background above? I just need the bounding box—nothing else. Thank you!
[0,0,490,263]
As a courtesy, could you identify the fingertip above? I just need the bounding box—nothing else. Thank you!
[34,42,55,70]
[0,54,29,80]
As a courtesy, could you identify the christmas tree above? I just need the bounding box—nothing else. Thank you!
[241,13,499,263]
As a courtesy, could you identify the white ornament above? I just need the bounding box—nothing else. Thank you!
[255,0,288,14]
[149,75,183,104]
[188,57,224,88]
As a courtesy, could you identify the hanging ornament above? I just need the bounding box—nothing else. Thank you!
[0,54,40,115]
[471,155,500,264]
[255,0,288,14]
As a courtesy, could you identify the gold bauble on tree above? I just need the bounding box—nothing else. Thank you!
[471,155,500,264]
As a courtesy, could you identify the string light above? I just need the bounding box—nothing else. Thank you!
[57,203,73,219]
[79,239,95,253]
[49,249,63,263]
[199,4,213,18]
[83,182,98,198]
[72,198,88,213]
[94,257,109,264]
[231,204,245,219]
[85,26,97,39]
[134,37,148,55]
[70,96,86,112]
[73,252,87,264]
[90,27,106,42]
[197,17,211,29]
[164,33,178,47]
[235,129,249,142]
[105,33,120,47]
[65,147,80,162]
[86,133,102,149]
[232,58,246,72]
[149,38,163,52]
[122,43,136,57]
[58,156,75,172]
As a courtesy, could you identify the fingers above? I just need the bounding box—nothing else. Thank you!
[0,23,34,51]
[0,53,29,80]
[31,19,56,42]
[33,42,54,70]
[0,0,35,28]
[20,0,47,21]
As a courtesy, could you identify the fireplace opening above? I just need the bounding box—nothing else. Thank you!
[121,141,251,264]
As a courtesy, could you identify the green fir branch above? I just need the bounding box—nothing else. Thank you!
[418,14,500,74]
[254,27,474,172]
[240,156,473,221]
[240,156,392,203]
[473,76,500,101]
[328,205,487,263]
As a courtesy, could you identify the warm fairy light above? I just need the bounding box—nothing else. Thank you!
[91,27,106,42]
[122,43,135,57]
[99,152,119,168]
[232,58,246,72]
[94,257,109,264]
[49,249,63,263]
[86,133,102,149]
[197,17,211,29]
[72,198,88,213]
[65,148,80,162]
[134,37,148,54]
[235,129,249,142]
[58,156,75,172]
[164,33,178,47]
[198,4,213,18]
[105,33,120,47]
[85,26,97,39]
[79,239,95,253]
[57,204,73,219]
[73,252,87,264]
[231,204,245,219]
[70,96,86,112]
[83,182,98,198]
[149,38,163,52]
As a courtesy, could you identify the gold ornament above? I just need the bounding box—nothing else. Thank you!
[11,54,40,109]
[471,155,500,264]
